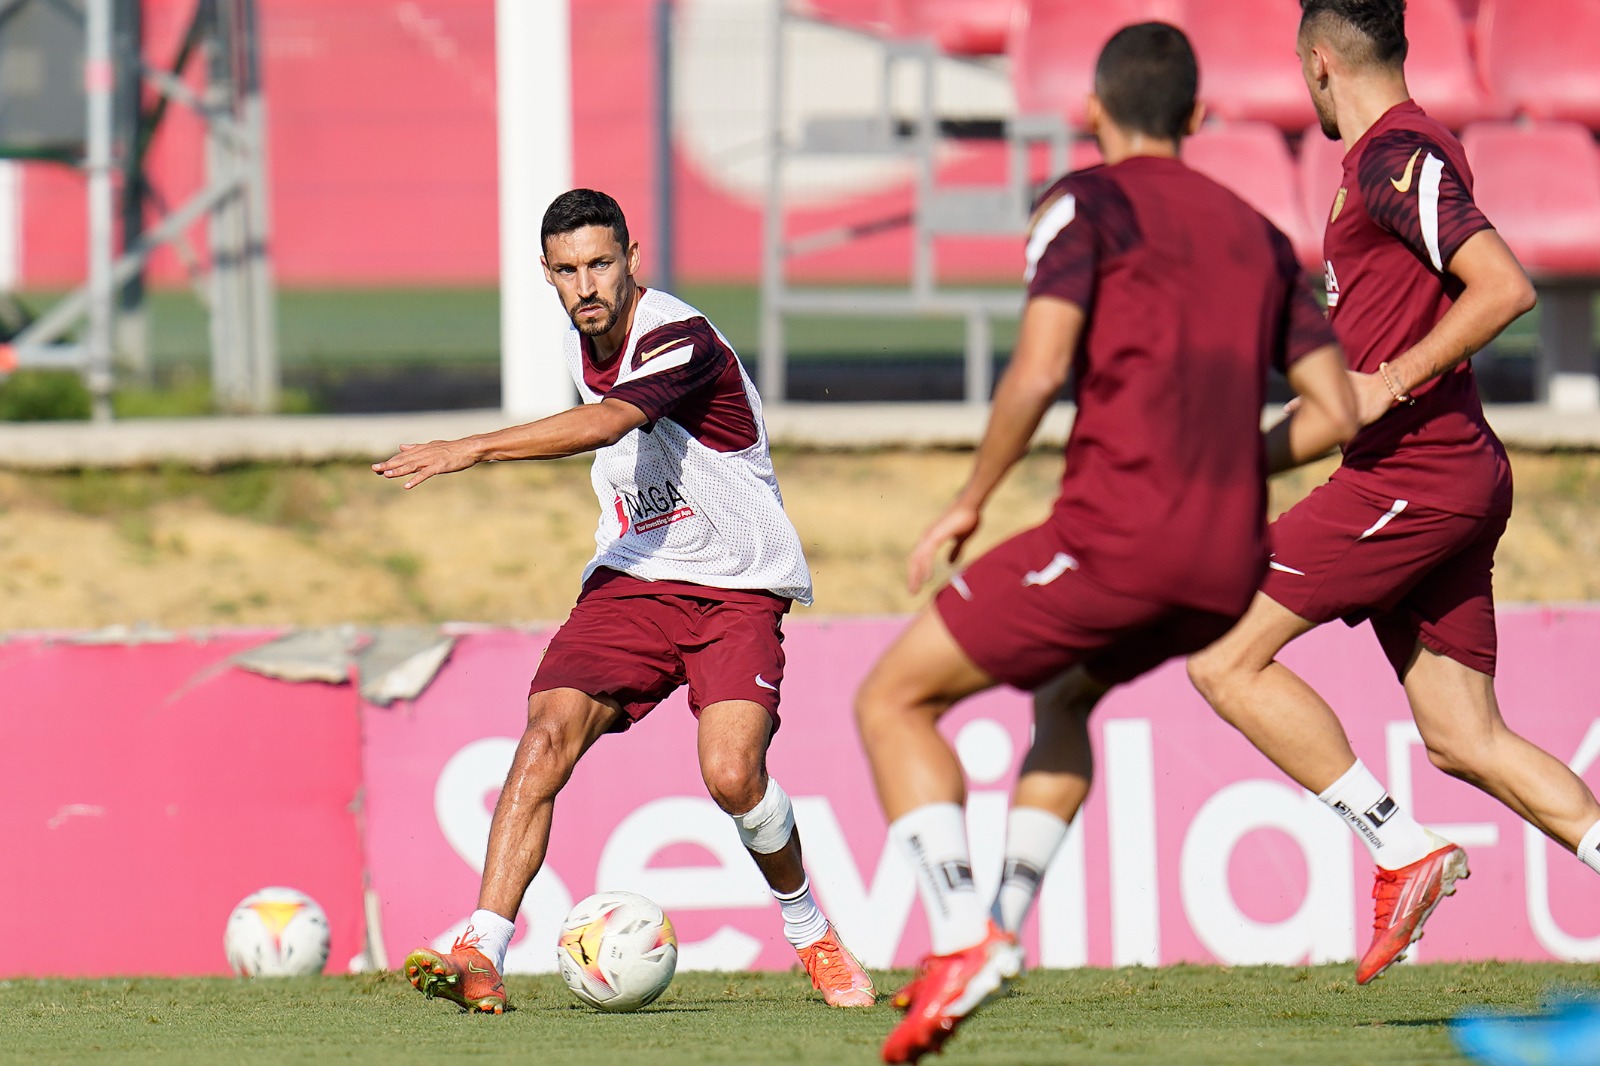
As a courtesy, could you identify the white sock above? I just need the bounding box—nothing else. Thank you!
[991,806,1069,934]
[890,802,988,956]
[1577,820,1600,876]
[773,877,831,949]
[1317,760,1436,869]
[468,908,516,970]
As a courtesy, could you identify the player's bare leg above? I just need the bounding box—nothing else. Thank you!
[856,607,1023,1061]
[1188,593,1352,790]
[1190,595,1466,983]
[991,668,1108,934]
[405,688,621,1013]
[1402,643,1600,849]
[887,668,1107,1012]
[698,700,875,1007]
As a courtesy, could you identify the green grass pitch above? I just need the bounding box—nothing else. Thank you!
[4,962,1595,1065]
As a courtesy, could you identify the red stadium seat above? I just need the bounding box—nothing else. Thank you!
[1477,0,1600,128]
[1184,122,1319,269]
[1461,121,1600,275]
[1404,0,1498,128]
[1183,0,1315,130]
[1010,0,1187,129]
[889,0,1018,55]
[1297,125,1345,261]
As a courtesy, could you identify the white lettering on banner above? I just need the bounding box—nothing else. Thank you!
[596,796,770,971]
[1526,719,1600,960]
[1038,816,1088,968]
[432,737,573,973]
[956,718,1017,909]
[1180,781,1355,965]
[793,797,917,968]
[1105,719,1160,966]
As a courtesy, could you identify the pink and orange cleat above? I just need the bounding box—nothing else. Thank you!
[797,925,876,1007]
[882,921,1023,1064]
[1356,832,1469,985]
[404,927,508,1014]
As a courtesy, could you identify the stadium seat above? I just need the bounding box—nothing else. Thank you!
[1403,0,1497,128]
[1183,0,1315,130]
[888,0,1017,55]
[1010,0,1187,129]
[1477,0,1600,128]
[1460,121,1600,275]
[1184,122,1320,269]
[1297,126,1345,256]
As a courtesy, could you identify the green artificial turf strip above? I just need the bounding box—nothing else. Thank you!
[2,962,1595,1065]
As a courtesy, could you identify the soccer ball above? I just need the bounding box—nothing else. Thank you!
[223,886,331,977]
[556,891,678,1012]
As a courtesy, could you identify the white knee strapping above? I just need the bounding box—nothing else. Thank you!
[734,776,795,854]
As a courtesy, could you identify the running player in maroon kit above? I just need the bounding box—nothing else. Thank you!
[375,190,875,1013]
[1189,0,1600,985]
[854,24,1358,1064]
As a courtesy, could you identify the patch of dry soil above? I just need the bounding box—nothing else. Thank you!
[1,450,1597,631]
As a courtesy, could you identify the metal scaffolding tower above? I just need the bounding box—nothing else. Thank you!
[0,0,276,419]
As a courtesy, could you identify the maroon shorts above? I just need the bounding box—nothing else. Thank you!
[1264,477,1506,678]
[530,575,789,732]
[935,523,1239,691]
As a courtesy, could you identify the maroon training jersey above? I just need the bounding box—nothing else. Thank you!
[1322,100,1512,516]
[1027,155,1335,616]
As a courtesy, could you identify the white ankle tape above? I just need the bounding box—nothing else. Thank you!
[735,776,795,855]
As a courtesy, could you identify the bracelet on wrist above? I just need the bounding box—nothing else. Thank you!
[1378,361,1415,406]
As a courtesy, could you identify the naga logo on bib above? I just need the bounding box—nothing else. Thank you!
[616,479,696,535]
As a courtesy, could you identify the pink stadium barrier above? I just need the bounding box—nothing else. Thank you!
[364,608,1600,974]
[1,632,367,977]
[7,609,1598,977]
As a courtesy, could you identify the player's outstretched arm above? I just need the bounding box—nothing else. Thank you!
[907,296,1082,593]
[371,398,648,489]
[1266,343,1359,474]
[1358,230,1536,425]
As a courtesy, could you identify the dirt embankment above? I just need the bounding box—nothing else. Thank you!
[2,451,1598,632]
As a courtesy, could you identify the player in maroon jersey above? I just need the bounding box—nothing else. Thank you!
[1188,0,1600,986]
[854,23,1358,1064]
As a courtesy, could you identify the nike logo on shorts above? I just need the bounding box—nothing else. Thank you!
[754,675,778,691]
[1023,552,1078,587]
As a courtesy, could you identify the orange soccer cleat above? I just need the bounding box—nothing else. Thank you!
[404,927,508,1014]
[795,924,876,1007]
[881,921,1023,1064]
[1356,832,1470,985]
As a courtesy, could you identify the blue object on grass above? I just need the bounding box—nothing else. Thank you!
[1451,992,1600,1066]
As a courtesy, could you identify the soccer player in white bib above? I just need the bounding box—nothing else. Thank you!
[374,189,874,1014]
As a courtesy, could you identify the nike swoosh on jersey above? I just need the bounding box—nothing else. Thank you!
[1390,148,1423,193]
[638,339,685,363]
[754,674,778,691]
[1268,559,1307,576]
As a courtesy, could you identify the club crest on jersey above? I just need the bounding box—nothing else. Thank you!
[1330,186,1347,223]
[614,480,696,535]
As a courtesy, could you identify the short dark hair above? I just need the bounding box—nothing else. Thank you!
[1299,0,1408,68]
[1093,22,1199,143]
[541,188,630,252]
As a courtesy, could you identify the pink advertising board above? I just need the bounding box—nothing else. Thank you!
[0,633,367,977]
[362,608,1600,975]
